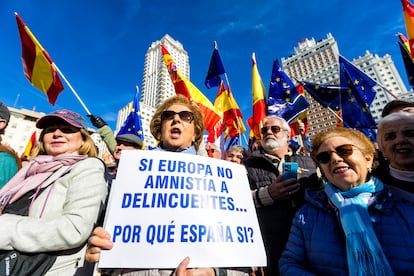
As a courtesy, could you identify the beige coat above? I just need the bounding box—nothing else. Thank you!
[0,157,108,275]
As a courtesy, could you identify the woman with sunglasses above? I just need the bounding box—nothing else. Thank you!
[0,110,108,275]
[86,96,249,276]
[279,127,414,275]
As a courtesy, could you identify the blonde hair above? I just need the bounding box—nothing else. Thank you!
[31,128,98,158]
[150,95,205,150]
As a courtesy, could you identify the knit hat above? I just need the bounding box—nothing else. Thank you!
[0,102,10,122]
[381,99,414,117]
[36,110,88,129]
[116,134,143,148]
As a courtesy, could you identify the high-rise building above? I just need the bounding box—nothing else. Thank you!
[281,33,408,137]
[141,34,189,108]
[115,34,190,147]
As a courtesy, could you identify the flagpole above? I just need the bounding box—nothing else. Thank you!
[54,64,91,114]
[376,83,399,100]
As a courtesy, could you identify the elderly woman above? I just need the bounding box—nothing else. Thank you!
[374,111,414,197]
[86,96,251,276]
[279,127,414,275]
[0,110,108,275]
[225,145,247,164]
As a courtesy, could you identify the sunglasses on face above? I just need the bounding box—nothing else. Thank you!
[261,125,282,135]
[44,125,80,134]
[161,110,194,123]
[315,144,355,164]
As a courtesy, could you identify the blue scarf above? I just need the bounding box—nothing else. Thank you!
[324,177,394,276]
[152,145,197,155]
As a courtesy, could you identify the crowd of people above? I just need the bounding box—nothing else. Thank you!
[0,97,413,275]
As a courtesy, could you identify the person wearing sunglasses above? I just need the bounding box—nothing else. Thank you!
[374,111,414,200]
[85,95,249,276]
[243,115,320,276]
[206,142,222,159]
[0,110,108,275]
[280,127,414,275]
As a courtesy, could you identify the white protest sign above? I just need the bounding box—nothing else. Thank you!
[99,150,266,269]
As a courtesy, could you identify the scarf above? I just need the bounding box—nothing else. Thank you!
[153,145,197,155]
[0,153,87,211]
[324,177,394,276]
[389,166,414,182]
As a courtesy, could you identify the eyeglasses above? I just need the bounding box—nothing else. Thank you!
[161,110,194,123]
[44,125,80,134]
[206,149,216,153]
[315,144,356,164]
[261,125,282,135]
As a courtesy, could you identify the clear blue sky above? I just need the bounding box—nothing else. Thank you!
[0,0,409,130]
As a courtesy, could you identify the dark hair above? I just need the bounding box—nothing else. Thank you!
[150,95,205,150]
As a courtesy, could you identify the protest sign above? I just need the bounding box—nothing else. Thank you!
[99,150,266,269]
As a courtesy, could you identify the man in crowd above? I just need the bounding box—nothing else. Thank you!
[0,102,21,188]
[243,115,320,275]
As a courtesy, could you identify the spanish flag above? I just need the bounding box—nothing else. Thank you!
[20,131,37,159]
[247,53,267,139]
[161,45,221,136]
[15,13,64,105]
[213,81,246,139]
[401,0,414,59]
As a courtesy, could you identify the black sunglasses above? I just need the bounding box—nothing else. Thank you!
[44,125,80,134]
[261,125,282,135]
[315,144,355,164]
[161,110,194,123]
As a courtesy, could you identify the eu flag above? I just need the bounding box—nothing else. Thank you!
[267,59,309,123]
[204,41,226,89]
[339,55,377,106]
[301,81,343,111]
[117,86,145,141]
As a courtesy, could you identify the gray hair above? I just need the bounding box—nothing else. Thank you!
[264,115,291,135]
[377,111,414,150]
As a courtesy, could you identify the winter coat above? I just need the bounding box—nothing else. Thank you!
[244,150,321,276]
[279,188,414,275]
[0,157,108,275]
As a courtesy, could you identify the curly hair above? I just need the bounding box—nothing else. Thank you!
[150,95,205,150]
[31,128,98,158]
[310,127,376,163]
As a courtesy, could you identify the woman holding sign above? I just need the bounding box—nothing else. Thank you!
[86,96,251,276]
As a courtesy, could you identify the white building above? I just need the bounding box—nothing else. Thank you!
[2,107,44,157]
[115,34,190,148]
[281,33,408,137]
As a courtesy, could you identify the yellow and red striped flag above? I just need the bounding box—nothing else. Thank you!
[161,45,221,136]
[401,0,414,59]
[20,131,37,159]
[247,53,267,139]
[213,81,246,140]
[15,13,64,105]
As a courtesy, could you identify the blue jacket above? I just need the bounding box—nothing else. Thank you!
[279,188,414,276]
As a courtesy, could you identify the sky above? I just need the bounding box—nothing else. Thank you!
[0,0,410,131]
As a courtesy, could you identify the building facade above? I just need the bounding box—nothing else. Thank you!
[281,33,408,138]
[1,107,44,157]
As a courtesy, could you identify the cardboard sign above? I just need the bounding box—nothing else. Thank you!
[99,150,266,269]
